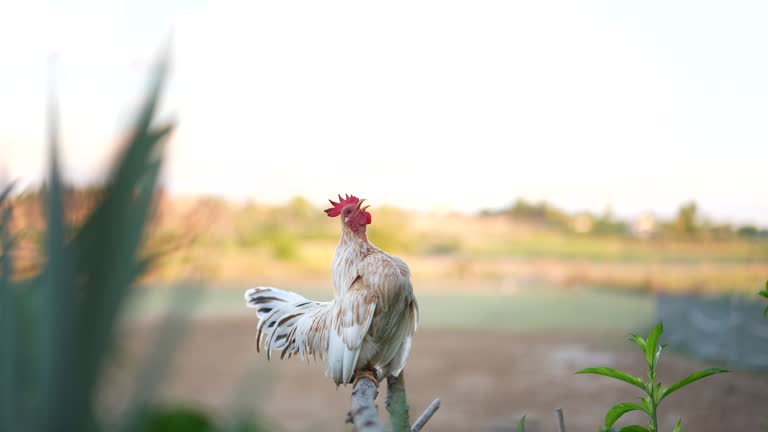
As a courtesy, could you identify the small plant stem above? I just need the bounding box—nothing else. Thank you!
[411,399,440,432]
[386,373,410,432]
[648,367,658,432]
[554,408,566,432]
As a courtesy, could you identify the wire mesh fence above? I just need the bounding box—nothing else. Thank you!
[657,293,768,370]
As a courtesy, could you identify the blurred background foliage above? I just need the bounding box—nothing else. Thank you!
[6,185,767,293]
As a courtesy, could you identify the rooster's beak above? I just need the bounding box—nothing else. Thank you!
[356,199,366,210]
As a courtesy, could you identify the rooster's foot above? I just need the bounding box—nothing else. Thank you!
[352,369,378,386]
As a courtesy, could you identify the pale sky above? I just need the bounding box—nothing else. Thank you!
[2,1,767,225]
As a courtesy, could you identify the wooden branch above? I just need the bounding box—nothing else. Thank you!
[386,373,411,432]
[347,371,440,432]
[349,376,383,432]
[411,398,441,432]
[554,408,566,432]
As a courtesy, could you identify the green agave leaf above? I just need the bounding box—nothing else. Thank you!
[67,56,172,409]
[0,183,14,203]
[35,49,172,432]
[604,402,648,429]
[0,185,17,432]
[618,426,650,432]
[42,83,85,432]
[645,322,663,368]
[661,368,729,401]
[517,414,526,432]
[673,418,682,432]
[576,367,645,391]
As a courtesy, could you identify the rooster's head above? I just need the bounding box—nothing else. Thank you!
[325,194,372,233]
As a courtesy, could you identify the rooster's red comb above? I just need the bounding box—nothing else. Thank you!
[325,194,360,217]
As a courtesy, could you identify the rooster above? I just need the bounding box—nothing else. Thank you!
[245,194,419,386]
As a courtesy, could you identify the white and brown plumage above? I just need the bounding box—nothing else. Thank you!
[245,194,419,385]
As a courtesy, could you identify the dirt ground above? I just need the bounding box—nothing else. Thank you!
[109,318,768,432]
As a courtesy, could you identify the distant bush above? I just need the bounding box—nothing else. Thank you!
[367,206,416,254]
[140,406,269,432]
[672,201,699,237]
[423,237,463,255]
[266,228,299,260]
[500,198,571,230]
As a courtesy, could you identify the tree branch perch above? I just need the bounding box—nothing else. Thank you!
[349,376,383,432]
[347,372,440,432]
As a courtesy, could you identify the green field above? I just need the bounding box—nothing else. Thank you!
[127,285,656,332]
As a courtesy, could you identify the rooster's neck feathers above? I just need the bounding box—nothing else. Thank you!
[332,228,377,299]
[340,224,373,249]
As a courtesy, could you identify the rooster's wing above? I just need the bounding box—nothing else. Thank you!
[325,278,377,385]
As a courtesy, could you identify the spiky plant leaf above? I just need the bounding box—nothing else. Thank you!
[0,184,17,432]
[575,367,645,391]
[0,183,14,203]
[604,402,648,429]
[618,426,650,432]
[660,368,729,402]
[653,382,662,403]
[645,322,663,369]
[41,85,85,432]
[640,397,652,415]
[32,50,172,432]
[1,45,272,432]
[673,419,682,432]
[630,334,646,352]
[516,414,526,432]
[62,58,172,424]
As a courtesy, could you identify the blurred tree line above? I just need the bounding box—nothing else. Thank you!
[4,183,767,288]
[481,198,768,240]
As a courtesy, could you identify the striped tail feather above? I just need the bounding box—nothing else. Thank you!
[244,287,330,361]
